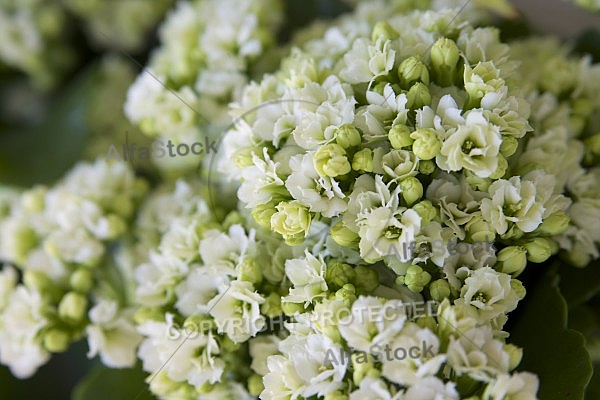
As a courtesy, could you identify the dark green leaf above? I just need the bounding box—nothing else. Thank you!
[72,363,155,400]
[558,260,600,307]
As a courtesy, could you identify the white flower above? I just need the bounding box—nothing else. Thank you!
[175,266,228,317]
[340,37,396,83]
[238,149,286,209]
[249,335,281,375]
[86,300,142,368]
[350,377,401,400]
[208,280,265,343]
[437,110,502,178]
[135,251,189,307]
[456,267,522,319]
[0,265,17,311]
[0,285,50,378]
[283,251,328,305]
[401,376,459,400]
[482,371,539,400]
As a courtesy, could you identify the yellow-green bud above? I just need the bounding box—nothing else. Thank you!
[402,265,431,293]
[497,246,528,276]
[465,171,491,192]
[538,211,570,235]
[410,128,441,160]
[251,203,277,229]
[504,343,523,371]
[10,225,38,265]
[372,81,388,96]
[325,261,356,290]
[22,187,46,212]
[584,134,600,163]
[270,201,311,245]
[430,38,460,86]
[388,124,414,149]
[429,279,451,301]
[232,147,257,168]
[400,177,423,205]
[418,160,436,175]
[371,21,398,43]
[465,216,495,243]
[406,82,431,110]
[335,284,357,305]
[397,56,430,88]
[352,351,380,384]
[238,258,262,285]
[413,200,437,226]
[335,124,362,148]
[261,292,283,318]
[352,148,374,172]
[354,266,379,294]
[511,279,526,299]
[248,374,264,397]
[70,269,94,293]
[499,136,519,157]
[330,222,360,247]
[133,306,165,324]
[489,155,508,179]
[416,315,437,331]
[23,270,55,296]
[43,329,70,353]
[314,143,351,177]
[58,292,88,324]
[281,301,305,316]
[524,237,557,263]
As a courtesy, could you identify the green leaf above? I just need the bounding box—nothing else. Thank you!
[72,363,156,400]
[574,29,600,63]
[558,260,600,307]
[510,265,593,400]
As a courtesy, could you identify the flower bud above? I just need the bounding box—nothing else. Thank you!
[43,329,70,353]
[418,160,435,175]
[489,155,508,179]
[133,306,165,324]
[537,211,570,235]
[388,124,413,149]
[325,261,356,290]
[499,136,519,157]
[398,56,430,88]
[335,284,357,306]
[324,391,348,400]
[22,187,46,212]
[429,279,451,302]
[496,246,528,276]
[400,177,423,205]
[251,202,277,229]
[524,237,557,263]
[465,216,495,243]
[430,37,460,86]
[354,266,379,294]
[70,269,93,293]
[270,201,311,246]
[238,258,263,285]
[406,82,431,110]
[402,265,431,293]
[281,301,305,316]
[371,21,398,43]
[330,222,360,247]
[335,124,362,148]
[58,292,88,324]
[416,315,437,331]
[248,374,264,397]
[410,128,442,160]
[412,200,437,226]
[352,351,380,384]
[352,148,374,172]
[504,343,523,371]
[261,292,282,318]
[314,143,351,177]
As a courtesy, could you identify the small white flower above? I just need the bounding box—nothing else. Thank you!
[283,251,328,305]
[482,372,539,400]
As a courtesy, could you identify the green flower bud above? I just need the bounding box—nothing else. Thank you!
[261,292,283,318]
[9,225,38,265]
[133,306,165,324]
[24,270,59,300]
[314,143,351,177]
[524,237,557,263]
[248,374,264,397]
[406,82,431,110]
[403,265,431,293]
[465,216,495,243]
[371,21,398,43]
[352,148,374,172]
[584,134,600,164]
[504,343,523,371]
[489,155,508,179]
[58,292,88,324]
[104,214,127,239]
[412,200,437,226]
[335,284,357,305]
[456,375,479,397]
[233,147,258,168]
[70,269,94,293]
[496,246,528,276]
[352,352,380,385]
[416,315,437,331]
[354,267,379,294]
[499,136,519,157]
[325,261,356,290]
[238,258,262,285]
[538,211,570,235]
[418,160,436,175]
[388,124,414,149]
[510,279,526,300]
[372,81,388,96]
[221,336,241,352]
[23,187,46,212]
[281,301,305,316]
[43,329,70,353]
[398,56,430,88]
[430,37,460,86]
[252,202,277,229]
[330,222,360,247]
[270,201,311,245]
[184,315,214,333]
[400,177,423,205]
[429,279,451,301]
[410,128,441,160]
[335,124,362,148]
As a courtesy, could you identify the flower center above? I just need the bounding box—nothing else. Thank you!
[461,139,476,154]
[384,226,403,239]
[473,291,488,304]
